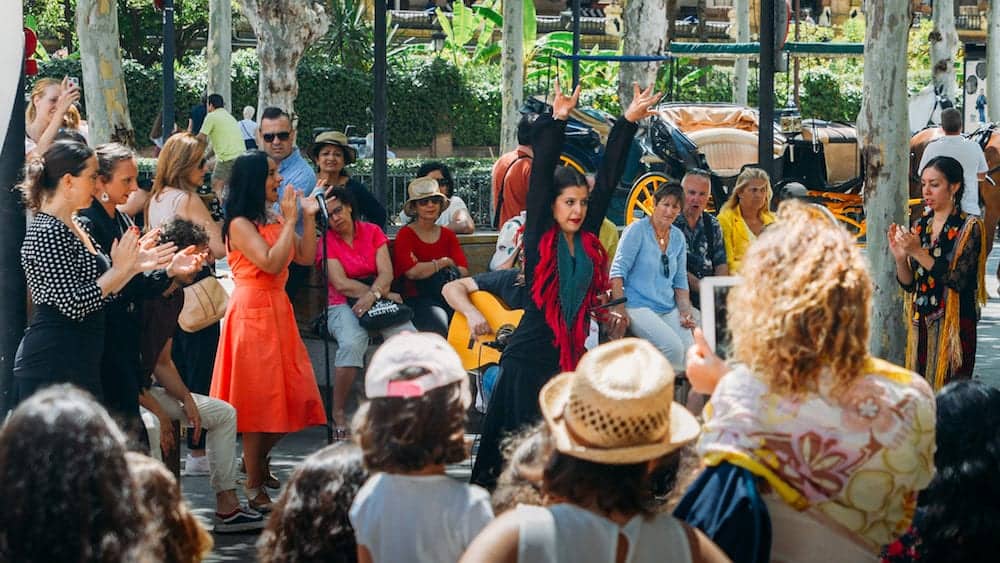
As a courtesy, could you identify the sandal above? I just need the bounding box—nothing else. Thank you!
[244,485,273,513]
[239,457,280,490]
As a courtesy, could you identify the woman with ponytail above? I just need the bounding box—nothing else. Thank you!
[470,83,662,489]
[14,140,175,404]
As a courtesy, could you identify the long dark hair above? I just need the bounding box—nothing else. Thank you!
[915,380,1000,562]
[20,140,94,211]
[223,150,271,242]
[922,155,965,211]
[258,443,368,563]
[0,385,153,562]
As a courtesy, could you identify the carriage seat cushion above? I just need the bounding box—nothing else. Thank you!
[659,106,763,135]
[687,128,783,176]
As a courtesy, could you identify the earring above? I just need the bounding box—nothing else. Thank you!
[99,192,110,202]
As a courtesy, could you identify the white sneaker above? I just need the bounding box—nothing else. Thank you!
[183,453,211,476]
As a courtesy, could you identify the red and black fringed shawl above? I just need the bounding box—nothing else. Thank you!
[531,226,610,371]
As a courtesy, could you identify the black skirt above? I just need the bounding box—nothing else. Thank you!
[14,304,105,404]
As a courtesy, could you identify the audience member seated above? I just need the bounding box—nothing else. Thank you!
[397,162,476,233]
[677,169,729,308]
[490,422,552,515]
[393,177,469,336]
[0,385,154,562]
[136,221,265,533]
[716,167,775,272]
[460,339,727,563]
[881,380,1000,563]
[490,210,526,270]
[351,333,494,563]
[258,443,369,563]
[312,131,387,229]
[317,186,415,439]
[610,183,696,373]
[684,200,936,559]
[126,452,214,562]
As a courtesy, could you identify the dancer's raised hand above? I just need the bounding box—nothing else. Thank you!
[552,80,581,121]
[624,82,663,123]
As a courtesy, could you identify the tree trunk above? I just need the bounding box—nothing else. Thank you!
[500,0,524,153]
[238,0,330,117]
[858,0,911,364]
[619,0,667,109]
[208,0,233,108]
[734,0,750,105]
[76,0,136,146]
[988,0,1000,121]
[930,0,958,103]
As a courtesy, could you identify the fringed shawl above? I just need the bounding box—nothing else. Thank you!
[531,226,609,371]
[904,213,986,390]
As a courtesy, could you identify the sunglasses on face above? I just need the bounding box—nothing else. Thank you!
[661,253,670,278]
[416,198,440,207]
[262,131,292,143]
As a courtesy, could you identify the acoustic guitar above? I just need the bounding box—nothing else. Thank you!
[447,291,525,371]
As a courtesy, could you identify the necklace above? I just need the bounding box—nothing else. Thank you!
[654,226,670,247]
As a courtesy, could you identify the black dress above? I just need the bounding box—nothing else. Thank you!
[79,199,170,438]
[470,114,637,489]
[14,213,112,403]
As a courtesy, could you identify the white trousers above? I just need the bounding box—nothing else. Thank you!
[141,387,238,493]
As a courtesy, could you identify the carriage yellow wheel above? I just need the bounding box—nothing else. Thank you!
[559,154,587,174]
[625,172,670,225]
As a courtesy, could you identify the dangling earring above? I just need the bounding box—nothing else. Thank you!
[99,192,110,202]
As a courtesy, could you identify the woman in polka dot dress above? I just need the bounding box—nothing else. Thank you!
[14,140,174,404]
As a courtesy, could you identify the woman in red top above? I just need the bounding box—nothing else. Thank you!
[319,186,415,437]
[392,177,469,336]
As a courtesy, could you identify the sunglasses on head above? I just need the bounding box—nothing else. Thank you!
[262,131,291,143]
[661,253,670,278]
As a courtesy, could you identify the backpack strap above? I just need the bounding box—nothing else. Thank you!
[494,153,531,229]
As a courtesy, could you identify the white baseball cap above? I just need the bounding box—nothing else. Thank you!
[365,332,471,408]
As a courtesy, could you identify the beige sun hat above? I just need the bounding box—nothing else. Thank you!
[539,338,701,465]
[403,176,450,217]
[309,131,357,164]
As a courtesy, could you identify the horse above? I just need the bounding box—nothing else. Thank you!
[909,125,1000,254]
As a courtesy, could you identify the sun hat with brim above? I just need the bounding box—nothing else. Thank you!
[365,331,471,409]
[309,131,357,164]
[403,176,450,217]
[539,338,701,465]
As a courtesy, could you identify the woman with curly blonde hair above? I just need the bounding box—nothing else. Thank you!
[682,200,937,561]
[716,167,775,272]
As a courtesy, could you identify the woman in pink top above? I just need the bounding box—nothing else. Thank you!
[319,187,415,438]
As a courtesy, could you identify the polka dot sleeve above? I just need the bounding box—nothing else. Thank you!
[21,214,109,321]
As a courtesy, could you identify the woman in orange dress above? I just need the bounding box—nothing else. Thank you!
[211,150,325,512]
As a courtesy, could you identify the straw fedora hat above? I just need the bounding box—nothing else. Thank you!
[309,131,357,164]
[539,338,701,464]
[403,176,450,217]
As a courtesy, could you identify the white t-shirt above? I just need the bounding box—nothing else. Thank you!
[398,195,470,228]
[349,473,494,563]
[918,135,989,215]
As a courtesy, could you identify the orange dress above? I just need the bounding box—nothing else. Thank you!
[211,221,326,433]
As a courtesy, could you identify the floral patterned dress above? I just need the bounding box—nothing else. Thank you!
[898,210,984,389]
[698,359,936,549]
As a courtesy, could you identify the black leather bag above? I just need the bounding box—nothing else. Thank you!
[354,298,413,330]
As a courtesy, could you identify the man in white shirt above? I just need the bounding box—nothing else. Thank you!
[918,108,988,216]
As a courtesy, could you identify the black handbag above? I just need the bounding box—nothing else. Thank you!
[354,298,414,330]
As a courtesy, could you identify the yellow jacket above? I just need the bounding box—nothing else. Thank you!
[717,205,776,272]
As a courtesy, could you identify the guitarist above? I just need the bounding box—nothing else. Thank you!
[442,268,529,339]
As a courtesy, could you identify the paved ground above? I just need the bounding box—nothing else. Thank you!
[186,246,1000,562]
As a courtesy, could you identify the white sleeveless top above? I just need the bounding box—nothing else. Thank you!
[147,188,190,228]
[516,503,692,563]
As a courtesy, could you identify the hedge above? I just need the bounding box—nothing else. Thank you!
[34,52,501,150]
